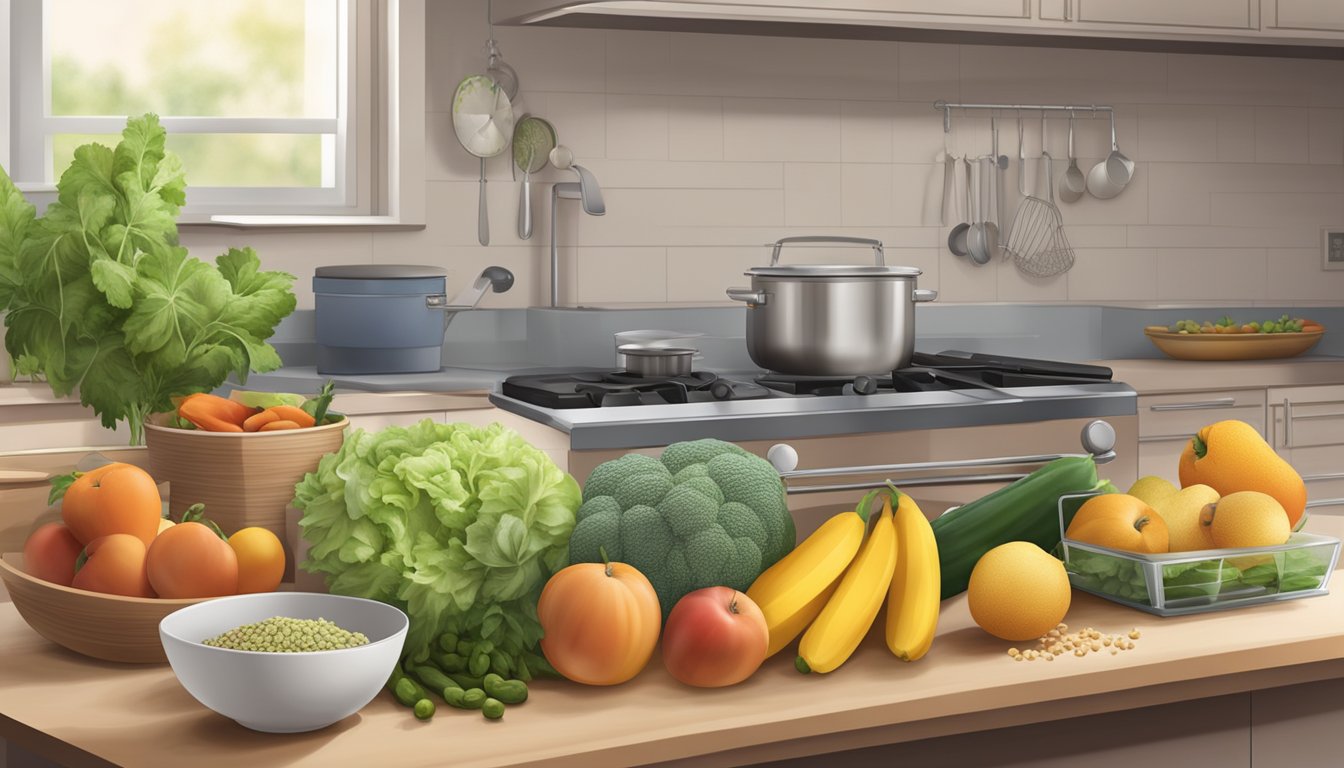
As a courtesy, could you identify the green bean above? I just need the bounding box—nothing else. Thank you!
[438,632,460,653]
[443,687,469,709]
[393,677,420,708]
[436,652,467,672]
[482,698,505,720]
[414,698,435,721]
[483,673,528,705]
[409,665,457,700]
[449,672,484,690]
[456,640,475,657]
[462,688,487,710]
[475,639,495,655]
[489,650,513,677]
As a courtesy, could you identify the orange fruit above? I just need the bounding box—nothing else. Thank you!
[1065,494,1169,554]
[1202,491,1291,549]
[228,527,286,594]
[1179,420,1306,529]
[967,542,1071,642]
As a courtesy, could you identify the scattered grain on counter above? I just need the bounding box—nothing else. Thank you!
[202,616,369,652]
[1006,623,1142,662]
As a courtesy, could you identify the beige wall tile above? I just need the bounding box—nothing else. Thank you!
[606,94,669,160]
[892,102,948,164]
[1127,225,1319,250]
[546,92,607,160]
[893,163,945,226]
[575,159,781,190]
[959,45,1167,105]
[576,247,667,304]
[937,250,998,303]
[1216,107,1257,162]
[492,26,607,94]
[668,96,724,161]
[784,163,842,227]
[1307,109,1344,166]
[724,98,842,162]
[1136,105,1220,163]
[1255,107,1310,164]
[842,101,894,164]
[841,164,894,227]
[1168,55,1344,107]
[1211,192,1344,228]
[665,246,760,303]
[605,30,671,94]
[997,257,1069,302]
[578,188,784,246]
[1155,248,1267,302]
[662,33,900,100]
[1265,248,1344,303]
[1066,248,1157,301]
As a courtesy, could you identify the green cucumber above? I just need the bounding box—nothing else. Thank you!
[931,456,1108,599]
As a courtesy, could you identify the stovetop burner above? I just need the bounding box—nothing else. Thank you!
[498,351,1114,409]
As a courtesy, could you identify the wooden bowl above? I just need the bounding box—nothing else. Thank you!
[144,414,348,580]
[1144,327,1324,361]
[0,552,211,663]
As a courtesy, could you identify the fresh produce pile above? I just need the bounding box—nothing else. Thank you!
[23,463,286,598]
[0,115,296,445]
[1062,419,1329,605]
[293,419,582,721]
[168,383,340,432]
[1157,315,1321,335]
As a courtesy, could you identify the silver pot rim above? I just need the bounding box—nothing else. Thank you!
[745,264,922,278]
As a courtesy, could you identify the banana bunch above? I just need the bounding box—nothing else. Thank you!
[745,486,941,673]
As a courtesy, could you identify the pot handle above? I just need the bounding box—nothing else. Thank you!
[913,289,938,303]
[726,287,767,305]
[770,236,884,266]
[427,266,516,311]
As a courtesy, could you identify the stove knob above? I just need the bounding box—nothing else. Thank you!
[766,444,798,475]
[710,380,736,400]
[852,375,877,395]
[1081,420,1116,456]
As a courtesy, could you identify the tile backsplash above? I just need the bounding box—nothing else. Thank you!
[182,1,1344,310]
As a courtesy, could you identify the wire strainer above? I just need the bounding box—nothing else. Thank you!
[1004,119,1075,278]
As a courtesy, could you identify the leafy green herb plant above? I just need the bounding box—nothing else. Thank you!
[0,115,296,443]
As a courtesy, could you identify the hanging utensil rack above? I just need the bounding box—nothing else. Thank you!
[934,101,1115,133]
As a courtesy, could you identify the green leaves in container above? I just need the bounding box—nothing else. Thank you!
[1066,548,1151,605]
[1161,559,1242,600]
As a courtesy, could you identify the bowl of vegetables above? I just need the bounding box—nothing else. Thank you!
[1144,315,1324,361]
[145,384,347,579]
[159,592,408,733]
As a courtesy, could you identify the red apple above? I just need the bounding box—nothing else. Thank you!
[662,587,769,688]
[22,522,83,586]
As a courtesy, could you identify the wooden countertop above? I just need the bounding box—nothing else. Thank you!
[4,516,1344,768]
[1093,356,1344,394]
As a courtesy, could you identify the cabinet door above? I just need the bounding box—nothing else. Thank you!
[773,1,1031,20]
[1269,0,1344,31]
[1076,0,1255,29]
[1268,385,1344,451]
[1288,446,1344,516]
[1138,389,1266,440]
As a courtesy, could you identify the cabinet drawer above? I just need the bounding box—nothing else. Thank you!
[1270,0,1344,31]
[1137,438,1184,486]
[1077,0,1254,29]
[1284,446,1344,513]
[1270,397,1344,450]
[1138,390,1266,440]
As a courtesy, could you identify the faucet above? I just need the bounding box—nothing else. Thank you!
[548,145,605,307]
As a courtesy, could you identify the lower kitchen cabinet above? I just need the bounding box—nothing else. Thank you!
[1136,388,1266,484]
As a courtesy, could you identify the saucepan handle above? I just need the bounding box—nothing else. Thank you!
[770,236,885,266]
[726,287,766,305]
[913,289,938,302]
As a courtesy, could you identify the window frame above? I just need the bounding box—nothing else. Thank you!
[0,0,423,227]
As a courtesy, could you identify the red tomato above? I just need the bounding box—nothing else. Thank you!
[72,534,155,598]
[23,522,83,586]
[661,587,769,688]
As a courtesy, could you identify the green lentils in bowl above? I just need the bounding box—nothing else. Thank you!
[201,616,370,653]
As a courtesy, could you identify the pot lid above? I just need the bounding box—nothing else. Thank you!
[746,264,922,278]
[315,264,447,279]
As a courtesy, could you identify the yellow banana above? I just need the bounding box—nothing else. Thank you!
[746,490,877,657]
[886,489,941,662]
[797,496,898,674]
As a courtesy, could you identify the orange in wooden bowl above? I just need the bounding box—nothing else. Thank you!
[0,552,215,663]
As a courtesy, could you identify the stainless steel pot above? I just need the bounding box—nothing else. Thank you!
[726,236,937,375]
[618,344,696,377]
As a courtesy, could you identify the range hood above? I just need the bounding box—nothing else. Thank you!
[490,1,1344,58]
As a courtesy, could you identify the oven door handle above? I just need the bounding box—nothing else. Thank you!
[768,420,1117,486]
[780,463,1114,495]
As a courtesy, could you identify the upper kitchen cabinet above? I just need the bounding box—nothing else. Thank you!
[492,0,1344,52]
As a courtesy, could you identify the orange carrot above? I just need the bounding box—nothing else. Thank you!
[243,409,282,432]
[258,420,302,432]
[264,405,316,429]
[178,394,256,432]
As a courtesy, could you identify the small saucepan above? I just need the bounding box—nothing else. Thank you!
[619,344,696,377]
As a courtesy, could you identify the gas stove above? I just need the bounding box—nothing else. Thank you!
[489,351,1137,451]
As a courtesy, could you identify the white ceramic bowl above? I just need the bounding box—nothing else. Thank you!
[160,592,408,733]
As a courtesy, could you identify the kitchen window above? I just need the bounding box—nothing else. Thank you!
[2,0,425,226]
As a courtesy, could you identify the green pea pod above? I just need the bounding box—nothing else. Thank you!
[414,698,435,721]
[456,640,476,657]
[438,633,460,653]
[443,687,469,709]
[475,639,496,655]
[437,652,467,673]
[482,698,505,720]
[409,665,457,700]
[449,672,485,691]
[489,650,513,677]
[514,657,532,683]
[386,662,406,690]
[462,688,487,710]
[393,677,420,708]
[484,674,528,705]
[469,652,491,677]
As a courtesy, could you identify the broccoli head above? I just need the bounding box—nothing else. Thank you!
[567,439,796,618]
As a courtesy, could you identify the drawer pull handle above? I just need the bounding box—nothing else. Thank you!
[1149,398,1237,412]
[1303,471,1344,482]
[1305,498,1344,509]
[1283,398,1293,447]
[1286,410,1344,422]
